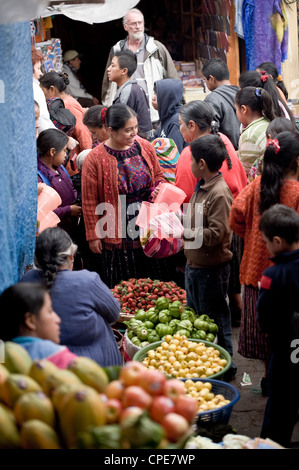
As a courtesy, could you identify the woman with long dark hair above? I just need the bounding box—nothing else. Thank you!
[21,227,122,367]
[229,131,299,389]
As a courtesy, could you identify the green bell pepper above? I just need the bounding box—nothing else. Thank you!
[136,327,149,341]
[178,319,193,331]
[176,329,191,338]
[147,331,160,343]
[169,300,183,318]
[155,323,172,338]
[208,321,219,334]
[144,321,155,330]
[206,333,215,342]
[169,319,180,332]
[194,319,210,332]
[145,309,159,324]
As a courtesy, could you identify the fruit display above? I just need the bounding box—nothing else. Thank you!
[124,297,219,348]
[136,334,229,379]
[0,342,198,449]
[183,379,231,413]
[111,278,187,315]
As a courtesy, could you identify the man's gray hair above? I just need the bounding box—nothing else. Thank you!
[123,8,144,25]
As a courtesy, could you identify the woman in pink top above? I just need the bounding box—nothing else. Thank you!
[176,99,247,326]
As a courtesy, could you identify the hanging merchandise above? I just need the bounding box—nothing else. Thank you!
[242,0,289,73]
[36,38,63,74]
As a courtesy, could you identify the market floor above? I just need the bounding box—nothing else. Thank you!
[228,326,299,446]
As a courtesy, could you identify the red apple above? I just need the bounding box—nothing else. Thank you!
[161,412,190,442]
[149,395,175,423]
[162,379,186,401]
[105,398,122,423]
[105,379,125,399]
[122,385,152,409]
[119,361,146,386]
[119,406,144,426]
[137,369,167,396]
[174,395,198,423]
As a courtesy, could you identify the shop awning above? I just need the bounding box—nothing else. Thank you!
[0,0,140,25]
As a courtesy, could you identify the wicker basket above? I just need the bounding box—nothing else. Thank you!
[132,339,231,380]
[182,378,240,425]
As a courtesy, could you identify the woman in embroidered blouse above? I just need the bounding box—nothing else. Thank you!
[81,103,168,288]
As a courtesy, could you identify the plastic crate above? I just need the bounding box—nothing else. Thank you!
[132,339,231,380]
[183,378,240,425]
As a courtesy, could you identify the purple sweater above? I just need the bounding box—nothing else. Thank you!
[37,157,77,233]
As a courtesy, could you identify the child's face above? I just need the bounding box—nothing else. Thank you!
[107,56,124,83]
[34,292,61,344]
[261,232,284,257]
[152,92,158,111]
[190,154,203,179]
[52,145,67,167]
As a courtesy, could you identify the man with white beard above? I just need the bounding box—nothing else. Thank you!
[101,8,178,126]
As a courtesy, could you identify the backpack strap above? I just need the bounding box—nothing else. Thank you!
[37,171,51,187]
[60,165,71,181]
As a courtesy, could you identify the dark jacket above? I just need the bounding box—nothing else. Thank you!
[113,79,153,138]
[257,249,299,353]
[184,173,233,268]
[154,78,186,153]
[204,84,241,150]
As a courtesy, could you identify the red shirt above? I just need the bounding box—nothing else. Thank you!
[175,132,247,203]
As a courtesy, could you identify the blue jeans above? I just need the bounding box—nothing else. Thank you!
[185,263,233,356]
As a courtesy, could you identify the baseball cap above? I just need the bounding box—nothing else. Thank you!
[63,50,79,62]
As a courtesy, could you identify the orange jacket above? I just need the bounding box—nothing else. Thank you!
[63,95,92,152]
[229,176,299,287]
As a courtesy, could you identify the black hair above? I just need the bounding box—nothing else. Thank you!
[34,227,76,289]
[179,100,232,169]
[190,134,228,172]
[257,61,288,100]
[113,50,137,77]
[235,86,275,122]
[238,71,294,122]
[37,128,68,156]
[105,103,137,130]
[83,105,107,129]
[259,131,299,213]
[259,204,299,244]
[266,117,298,138]
[201,58,229,81]
[39,71,69,93]
[0,283,48,341]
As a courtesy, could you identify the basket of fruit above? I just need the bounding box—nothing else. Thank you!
[132,335,231,380]
[182,378,240,425]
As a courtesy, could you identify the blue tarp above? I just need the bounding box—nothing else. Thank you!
[0,21,37,295]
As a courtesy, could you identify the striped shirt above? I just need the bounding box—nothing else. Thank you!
[238,117,269,175]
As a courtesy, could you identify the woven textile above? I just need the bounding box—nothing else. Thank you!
[151,138,179,184]
[0,22,37,294]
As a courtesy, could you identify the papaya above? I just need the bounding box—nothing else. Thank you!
[20,419,62,449]
[0,374,42,408]
[4,342,32,375]
[14,390,56,428]
[0,403,21,449]
[51,383,94,414]
[41,369,82,397]
[67,357,109,393]
[29,359,58,386]
[58,387,106,448]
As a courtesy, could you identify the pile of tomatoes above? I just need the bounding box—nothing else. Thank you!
[111,278,187,315]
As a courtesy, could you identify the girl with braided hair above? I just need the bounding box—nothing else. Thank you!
[239,70,294,122]
[21,227,122,367]
[229,131,299,389]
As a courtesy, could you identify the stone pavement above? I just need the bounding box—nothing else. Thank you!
[228,326,299,446]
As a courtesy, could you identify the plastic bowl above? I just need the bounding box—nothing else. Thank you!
[132,339,231,380]
[182,378,240,425]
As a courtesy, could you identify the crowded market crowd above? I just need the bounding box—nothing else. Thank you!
[1,8,299,449]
